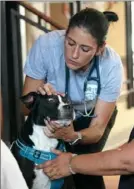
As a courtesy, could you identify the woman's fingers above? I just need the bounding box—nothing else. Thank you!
[43,84,53,95]
[37,83,57,95]
[46,84,57,95]
[44,119,60,133]
[44,120,61,138]
[38,86,46,95]
[44,127,54,137]
[37,83,65,97]
[43,83,57,95]
[50,121,62,129]
[44,119,55,133]
[44,118,70,140]
[51,148,62,155]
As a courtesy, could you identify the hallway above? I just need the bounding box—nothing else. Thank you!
[104,176,120,189]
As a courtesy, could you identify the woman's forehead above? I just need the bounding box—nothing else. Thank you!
[66,27,98,47]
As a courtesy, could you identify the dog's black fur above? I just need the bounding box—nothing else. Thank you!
[11,92,74,189]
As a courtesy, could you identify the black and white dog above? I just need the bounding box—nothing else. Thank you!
[11,92,75,189]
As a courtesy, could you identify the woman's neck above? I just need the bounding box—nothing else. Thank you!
[81,64,90,72]
[76,59,94,74]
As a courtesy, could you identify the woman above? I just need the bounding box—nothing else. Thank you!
[23,8,123,189]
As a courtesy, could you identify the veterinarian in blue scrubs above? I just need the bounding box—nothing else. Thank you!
[23,8,123,189]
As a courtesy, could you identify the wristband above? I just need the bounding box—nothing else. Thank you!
[68,153,77,174]
[69,132,82,146]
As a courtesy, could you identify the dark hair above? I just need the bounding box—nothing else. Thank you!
[66,8,118,46]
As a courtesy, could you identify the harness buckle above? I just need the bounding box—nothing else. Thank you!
[33,150,41,159]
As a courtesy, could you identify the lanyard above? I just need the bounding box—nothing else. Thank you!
[65,56,101,118]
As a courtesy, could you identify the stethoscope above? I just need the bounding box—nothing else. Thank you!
[65,56,101,118]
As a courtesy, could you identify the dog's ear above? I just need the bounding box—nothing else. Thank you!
[20,92,38,109]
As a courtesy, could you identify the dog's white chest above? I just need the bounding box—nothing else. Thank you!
[32,169,50,189]
[29,124,58,189]
[29,124,58,151]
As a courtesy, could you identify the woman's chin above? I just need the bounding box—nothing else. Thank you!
[66,63,79,70]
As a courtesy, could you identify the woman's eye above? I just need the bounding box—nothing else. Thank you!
[68,41,75,46]
[81,47,90,52]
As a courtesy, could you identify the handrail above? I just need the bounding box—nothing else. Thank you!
[19,1,65,30]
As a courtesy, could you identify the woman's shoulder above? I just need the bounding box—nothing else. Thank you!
[99,45,123,71]
[101,45,122,65]
[99,46,124,82]
[38,30,66,49]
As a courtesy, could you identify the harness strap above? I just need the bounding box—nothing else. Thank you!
[15,139,65,189]
[16,139,64,164]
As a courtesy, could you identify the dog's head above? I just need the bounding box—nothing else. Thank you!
[21,92,75,126]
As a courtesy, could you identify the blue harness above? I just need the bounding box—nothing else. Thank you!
[16,139,64,189]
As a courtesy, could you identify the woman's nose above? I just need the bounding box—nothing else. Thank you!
[72,46,79,59]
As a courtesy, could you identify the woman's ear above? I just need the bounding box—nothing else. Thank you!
[20,92,38,110]
[96,43,106,56]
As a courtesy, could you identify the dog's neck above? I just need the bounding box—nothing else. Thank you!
[19,114,58,152]
[19,115,35,146]
[29,124,58,151]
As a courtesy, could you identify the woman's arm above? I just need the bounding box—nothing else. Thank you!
[22,35,52,116]
[42,99,116,144]
[37,140,134,180]
[71,140,134,175]
[79,98,116,144]
[77,57,123,144]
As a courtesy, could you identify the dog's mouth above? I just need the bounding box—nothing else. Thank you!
[57,108,75,121]
[51,119,72,127]
[50,108,75,127]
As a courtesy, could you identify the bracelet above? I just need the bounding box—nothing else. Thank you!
[68,153,77,174]
[69,132,82,146]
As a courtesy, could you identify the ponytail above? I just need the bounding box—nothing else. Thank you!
[103,11,119,22]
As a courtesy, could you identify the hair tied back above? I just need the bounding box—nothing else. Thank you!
[103,11,119,22]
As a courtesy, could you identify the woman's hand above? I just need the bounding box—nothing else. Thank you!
[44,120,78,142]
[37,83,64,96]
[37,83,57,95]
[36,149,73,179]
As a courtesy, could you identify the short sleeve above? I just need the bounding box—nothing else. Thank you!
[99,60,124,102]
[24,35,48,80]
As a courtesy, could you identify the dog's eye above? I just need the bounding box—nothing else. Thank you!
[48,98,55,103]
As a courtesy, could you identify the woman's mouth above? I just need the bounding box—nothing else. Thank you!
[67,59,78,66]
